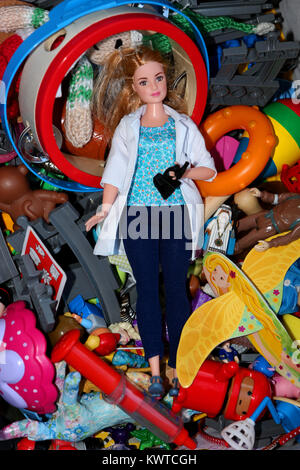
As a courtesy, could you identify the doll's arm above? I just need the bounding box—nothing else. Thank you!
[250,188,298,205]
[85,183,118,231]
[268,224,300,248]
[182,166,216,181]
[256,224,300,251]
[185,120,216,182]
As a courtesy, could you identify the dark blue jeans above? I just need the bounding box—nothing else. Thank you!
[121,205,192,368]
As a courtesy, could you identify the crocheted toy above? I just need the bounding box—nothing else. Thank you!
[0,4,49,120]
[61,30,143,151]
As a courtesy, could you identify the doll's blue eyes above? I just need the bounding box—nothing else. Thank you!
[138,75,164,86]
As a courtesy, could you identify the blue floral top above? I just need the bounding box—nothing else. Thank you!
[127,117,185,206]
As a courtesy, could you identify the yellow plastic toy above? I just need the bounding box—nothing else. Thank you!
[177,235,300,389]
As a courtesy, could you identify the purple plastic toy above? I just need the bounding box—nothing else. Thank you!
[191,289,212,312]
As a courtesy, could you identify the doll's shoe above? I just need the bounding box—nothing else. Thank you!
[169,378,180,397]
[148,376,164,398]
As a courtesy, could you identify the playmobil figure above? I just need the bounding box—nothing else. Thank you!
[85,45,216,398]
[203,204,235,255]
[68,294,107,334]
[172,359,271,420]
[234,188,300,253]
[217,341,239,363]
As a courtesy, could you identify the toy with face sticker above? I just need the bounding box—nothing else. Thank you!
[177,238,300,389]
[172,359,271,421]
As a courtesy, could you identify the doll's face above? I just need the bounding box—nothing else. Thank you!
[210,265,230,293]
[132,61,167,104]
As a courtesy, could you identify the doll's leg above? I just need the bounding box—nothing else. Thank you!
[159,206,192,374]
[122,207,164,368]
[123,235,163,363]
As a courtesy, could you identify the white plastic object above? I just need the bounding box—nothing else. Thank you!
[220,418,256,450]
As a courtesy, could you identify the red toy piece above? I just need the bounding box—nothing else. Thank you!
[281,160,300,193]
[51,329,196,450]
[172,359,272,421]
[49,439,77,450]
[16,437,36,451]
[89,327,121,356]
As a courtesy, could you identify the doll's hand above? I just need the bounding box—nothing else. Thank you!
[249,188,261,198]
[85,209,108,231]
[167,162,189,181]
[255,240,270,252]
[168,162,180,180]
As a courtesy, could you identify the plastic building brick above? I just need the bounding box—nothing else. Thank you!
[209,31,300,108]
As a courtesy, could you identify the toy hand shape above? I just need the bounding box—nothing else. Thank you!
[153,161,189,200]
[0,362,133,442]
[254,240,270,252]
[85,204,112,231]
[249,188,261,198]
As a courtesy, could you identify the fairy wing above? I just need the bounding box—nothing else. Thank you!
[242,234,300,313]
[176,290,245,388]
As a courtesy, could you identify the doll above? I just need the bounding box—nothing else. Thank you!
[234,187,300,254]
[85,45,216,398]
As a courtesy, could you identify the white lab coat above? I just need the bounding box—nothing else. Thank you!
[93,104,216,260]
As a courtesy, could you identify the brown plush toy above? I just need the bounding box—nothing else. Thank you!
[0,164,68,229]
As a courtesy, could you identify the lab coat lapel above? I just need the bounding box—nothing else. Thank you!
[163,105,189,164]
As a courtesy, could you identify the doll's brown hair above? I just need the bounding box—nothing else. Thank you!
[93,45,187,140]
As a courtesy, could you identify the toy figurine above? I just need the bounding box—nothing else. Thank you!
[216,341,239,363]
[85,45,216,398]
[177,240,300,389]
[0,164,68,229]
[234,188,300,253]
[68,294,107,334]
[172,359,271,421]
[203,204,236,255]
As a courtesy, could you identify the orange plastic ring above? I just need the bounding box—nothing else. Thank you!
[196,105,276,197]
